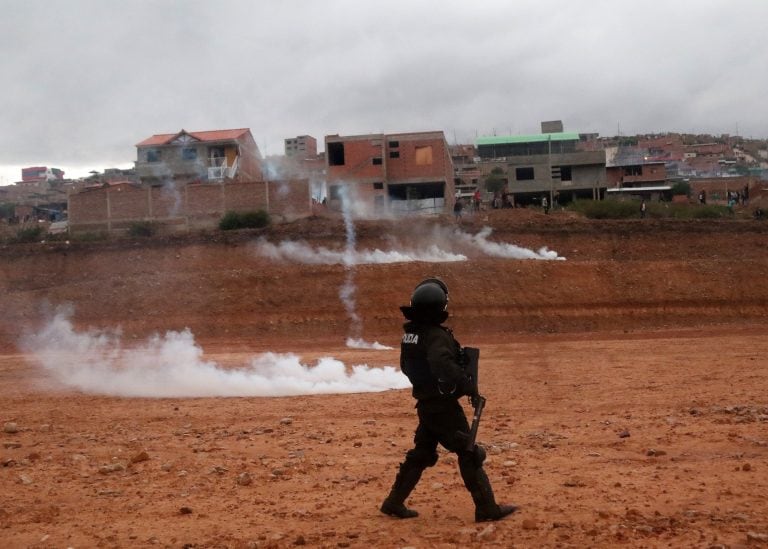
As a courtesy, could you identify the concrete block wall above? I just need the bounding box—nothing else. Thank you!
[268,180,311,221]
[69,180,311,234]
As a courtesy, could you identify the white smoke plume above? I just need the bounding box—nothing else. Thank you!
[253,239,466,265]
[338,185,362,340]
[20,311,409,398]
[455,227,566,260]
[346,338,394,350]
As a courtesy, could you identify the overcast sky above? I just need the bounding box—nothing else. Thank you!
[1,0,766,184]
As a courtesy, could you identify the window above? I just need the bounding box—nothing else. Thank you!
[389,140,399,148]
[515,167,534,180]
[415,145,433,165]
[623,166,642,176]
[328,142,345,166]
[182,147,197,161]
[372,157,383,165]
[389,151,400,159]
[146,149,161,163]
[373,182,384,190]
[558,166,572,181]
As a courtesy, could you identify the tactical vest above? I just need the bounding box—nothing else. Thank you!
[400,322,458,401]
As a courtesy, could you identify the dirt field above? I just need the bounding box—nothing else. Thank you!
[2,209,768,548]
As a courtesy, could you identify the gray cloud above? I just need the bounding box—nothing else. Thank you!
[1,0,766,181]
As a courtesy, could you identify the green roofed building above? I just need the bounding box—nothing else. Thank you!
[475,122,606,205]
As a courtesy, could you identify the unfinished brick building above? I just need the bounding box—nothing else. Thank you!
[324,131,455,216]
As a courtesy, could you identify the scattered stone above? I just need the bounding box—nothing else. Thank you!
[747,532,768,542]
[742,463,752,472]
[3,422,18,434]
[646,449,667,457]
[280,417,293,425]
[39,424,51,432]
[237,472,253,486]
[130,450,150,464]
[2,457,17,467]
[522,518,537,530]
[161,462,173,472]
[587,452,601,457]
[27,452,41,461]
[294,535,306,545]
[618,430,630,438]
[179,506,193,515]
[353,441,362,448]
[502,460,517,467]
[18,474,33,485]
[99,463,125,474]
[3,442,21,449]
[431,482,444,490]
[477,524,496,540]
[597,510,611,519]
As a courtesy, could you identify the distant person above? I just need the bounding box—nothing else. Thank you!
[473,189,481,212]
[380,279,517,522]
[542,195,549,214]
[640,200,647,218]
[453,199,463,221]
[754,208,765,220]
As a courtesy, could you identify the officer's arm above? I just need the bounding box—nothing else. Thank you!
[426,328,466,392]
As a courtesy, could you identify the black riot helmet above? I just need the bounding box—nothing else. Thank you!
[410,278,449,313]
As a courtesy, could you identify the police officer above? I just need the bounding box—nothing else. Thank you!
[380,278,517,522]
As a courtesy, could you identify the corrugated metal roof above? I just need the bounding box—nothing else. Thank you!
[136,128,251,147]
[476,132,581,146]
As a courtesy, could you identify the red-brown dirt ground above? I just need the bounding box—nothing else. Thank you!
[1,208,768,548]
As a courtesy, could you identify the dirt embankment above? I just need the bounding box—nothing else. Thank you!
[2,210,767,349]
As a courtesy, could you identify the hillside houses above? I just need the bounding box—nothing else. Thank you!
[1,124,767,234]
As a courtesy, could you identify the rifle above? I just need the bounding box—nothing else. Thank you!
[460,346,486,451]
[465,394,486,451]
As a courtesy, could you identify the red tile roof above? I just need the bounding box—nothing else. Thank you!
[136,128,251,147]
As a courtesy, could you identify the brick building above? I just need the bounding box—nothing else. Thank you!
[284,135,318,158]
[325,131,455,216]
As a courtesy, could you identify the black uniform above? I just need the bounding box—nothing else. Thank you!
[381,305,517,522]
[400,320,474,460]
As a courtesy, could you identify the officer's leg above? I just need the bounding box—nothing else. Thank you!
[458,445,517,522]
[435,402,518,522]
[381,420,438,519]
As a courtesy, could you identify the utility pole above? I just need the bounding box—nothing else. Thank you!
[548,134,554,206]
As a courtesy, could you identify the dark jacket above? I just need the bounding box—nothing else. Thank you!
[400,320,469,402]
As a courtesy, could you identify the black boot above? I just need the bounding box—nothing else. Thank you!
[461,464,518,522]
[380,462,423,519]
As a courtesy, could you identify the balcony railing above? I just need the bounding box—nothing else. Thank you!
[207,156,239,180]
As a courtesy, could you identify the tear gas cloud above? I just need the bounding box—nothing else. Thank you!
[253,239,467,264]
[21,311,409,398]
[346,338,394,350]
[253,227,563,265]
[455,227,566,261]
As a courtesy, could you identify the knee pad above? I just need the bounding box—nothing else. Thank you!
[405,448,439,468]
